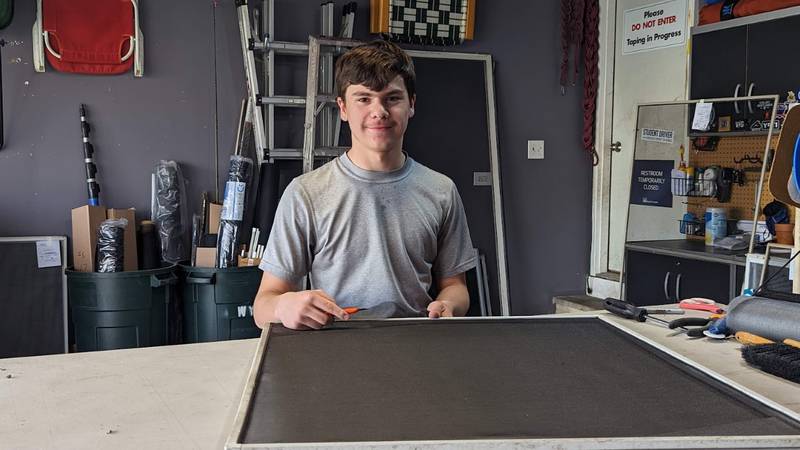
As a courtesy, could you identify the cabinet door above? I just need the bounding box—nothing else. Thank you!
[747,15,800,103]
[690,27,748,101]
[624,250,677,306]
[673,258,731,304]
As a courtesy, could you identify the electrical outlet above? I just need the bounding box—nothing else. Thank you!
[473,172,492,186]
[527,140,544,159]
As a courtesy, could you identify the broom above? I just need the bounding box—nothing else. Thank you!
[739,332,800,383]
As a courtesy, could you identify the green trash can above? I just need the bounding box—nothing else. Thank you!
[180,265,262,343]
[67,265,178,352]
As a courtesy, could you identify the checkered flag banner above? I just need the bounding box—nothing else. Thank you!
[371,0,476,45]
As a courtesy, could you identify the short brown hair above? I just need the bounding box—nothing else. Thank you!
[335,40,416,100]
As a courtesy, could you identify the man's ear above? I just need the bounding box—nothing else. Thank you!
[337,97,348,121]
[409,95,416,118]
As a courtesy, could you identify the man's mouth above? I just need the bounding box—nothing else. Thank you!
[366,123,393,130]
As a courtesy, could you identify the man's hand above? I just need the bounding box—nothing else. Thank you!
[274,290,349,330]
[427,300,455,318]
[427,273,470,318]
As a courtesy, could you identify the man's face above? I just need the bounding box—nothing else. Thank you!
[337,75,416,155]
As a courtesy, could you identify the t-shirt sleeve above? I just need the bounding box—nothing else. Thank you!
[433,182,478,278]
[258,180,315,287]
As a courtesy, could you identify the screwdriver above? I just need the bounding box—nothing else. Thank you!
[603,298,687,330]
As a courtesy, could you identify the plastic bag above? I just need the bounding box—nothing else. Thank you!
[96,218,127,273]
[217,155,253,268]
[152,160,189,264]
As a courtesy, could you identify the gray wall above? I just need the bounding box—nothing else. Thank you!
[457,2,593,314]
[0,0,591,315]
[0,0,243,233]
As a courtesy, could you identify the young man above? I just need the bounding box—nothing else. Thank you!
[253,40,477,330]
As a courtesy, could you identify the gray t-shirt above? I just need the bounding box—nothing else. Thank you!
[259,152,477,317]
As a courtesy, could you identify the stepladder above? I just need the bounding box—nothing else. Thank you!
[301,35,367,173]
[236,1,357,166]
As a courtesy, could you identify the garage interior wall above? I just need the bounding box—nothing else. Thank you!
[0,0,591,315]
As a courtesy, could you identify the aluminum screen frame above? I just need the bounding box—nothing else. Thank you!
[225,315,800,449]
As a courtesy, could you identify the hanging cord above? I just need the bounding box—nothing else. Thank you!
[582,0,600,166]
[571,0,585,86]
[560,0,601,166]
[559,0,573,94]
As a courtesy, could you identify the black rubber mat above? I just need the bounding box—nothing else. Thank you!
[240,318,800,444]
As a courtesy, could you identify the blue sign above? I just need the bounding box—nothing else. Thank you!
[630,160,672,208]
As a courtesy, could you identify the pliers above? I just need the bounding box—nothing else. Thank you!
[668,314,726,338]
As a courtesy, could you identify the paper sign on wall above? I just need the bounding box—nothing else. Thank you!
[36,240,62,268]
[641,128,674,144]
[622,0,687,55]
[692,102,714,131]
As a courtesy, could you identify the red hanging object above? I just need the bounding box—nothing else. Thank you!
[582,0,600,166]
[559,0,600,166]
[559,0,573,93]
[41,0,135,75]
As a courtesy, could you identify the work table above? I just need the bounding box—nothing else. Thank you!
[2,312,799,449]
[626,239,751,266]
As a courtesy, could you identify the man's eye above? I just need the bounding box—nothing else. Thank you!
[357,98,369,103]
[389,97,401,102]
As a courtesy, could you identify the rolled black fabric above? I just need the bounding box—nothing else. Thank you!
[139,220,159,270]
[96,218,126,273]
[217,155,253,268]
[253,161,302,246]
[153,161,188,264]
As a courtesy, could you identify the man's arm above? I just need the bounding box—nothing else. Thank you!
[254,271,348,330]
[427,273,470,318]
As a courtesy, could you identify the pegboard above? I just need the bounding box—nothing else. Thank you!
[685,134,793,230]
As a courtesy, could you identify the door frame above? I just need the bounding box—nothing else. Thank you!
[404,50,510,316]
[589,0,696,298]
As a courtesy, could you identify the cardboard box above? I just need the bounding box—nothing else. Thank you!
[71,206,107,273]
[207,202,222,235]
[195,247,217,268]
[71,206,139,272]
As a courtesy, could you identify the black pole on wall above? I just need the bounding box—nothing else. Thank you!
[0,38,5,150]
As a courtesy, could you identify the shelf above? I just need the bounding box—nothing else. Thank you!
[688,131,772,138]
[671,177,716,197]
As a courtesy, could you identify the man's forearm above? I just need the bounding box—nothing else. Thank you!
[253,291,283,328]
[434,283,470,316]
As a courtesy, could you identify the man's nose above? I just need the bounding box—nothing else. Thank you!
[370,101,389,118]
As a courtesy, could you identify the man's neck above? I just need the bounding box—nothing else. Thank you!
[347,146,406,172]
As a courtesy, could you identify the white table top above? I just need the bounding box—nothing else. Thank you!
[1,313,799,449]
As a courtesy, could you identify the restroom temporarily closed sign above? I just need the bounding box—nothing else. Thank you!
[622,0,686,55]
[630,160,672,208]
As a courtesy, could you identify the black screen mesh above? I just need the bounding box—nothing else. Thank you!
[241,318,800,444]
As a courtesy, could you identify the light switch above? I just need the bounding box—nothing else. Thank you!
[527,140,544,159]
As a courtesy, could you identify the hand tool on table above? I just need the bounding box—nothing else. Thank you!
[643,307,684,315]
[338,302,404,319]
[679,298,724,314]
[668,314,725,338]
[603,298,687,330]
